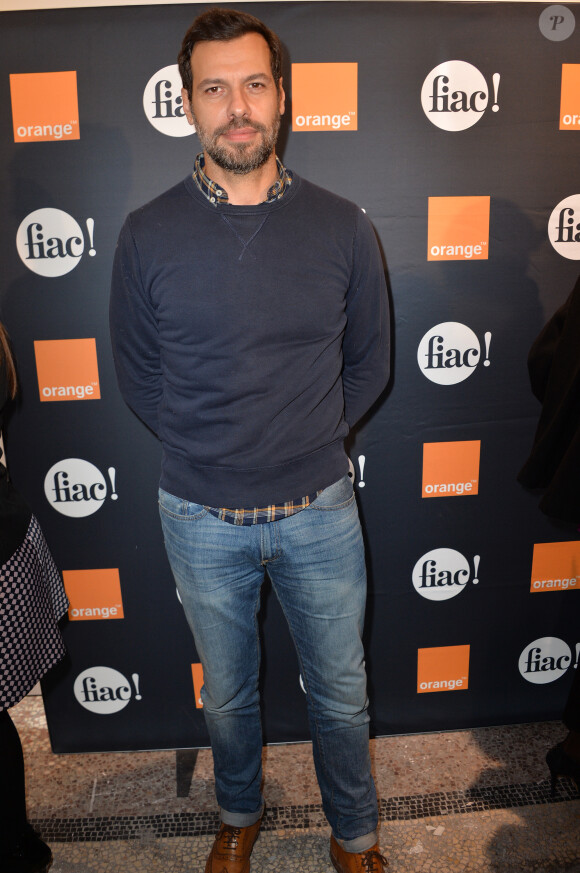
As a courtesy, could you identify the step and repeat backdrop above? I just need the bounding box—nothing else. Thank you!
[1,1,579,753]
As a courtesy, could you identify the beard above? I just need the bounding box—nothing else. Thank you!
[191,111,281,175]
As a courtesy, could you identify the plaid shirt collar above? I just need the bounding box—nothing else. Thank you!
[192,152,292,206]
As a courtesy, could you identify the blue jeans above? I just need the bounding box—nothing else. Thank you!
[159,474,378,852]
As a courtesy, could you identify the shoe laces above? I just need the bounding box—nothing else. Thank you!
[361,848,388,871]
[221,825,242,850]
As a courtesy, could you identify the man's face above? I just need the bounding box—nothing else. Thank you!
[183,32,285,175]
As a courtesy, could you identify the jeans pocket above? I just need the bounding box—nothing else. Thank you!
[310,475,355,511]
[158,487,208,520]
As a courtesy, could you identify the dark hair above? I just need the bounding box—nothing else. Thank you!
[178,8,283,99]
[0,323,17,400]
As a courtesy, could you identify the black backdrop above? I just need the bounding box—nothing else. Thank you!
[1,1,579,752]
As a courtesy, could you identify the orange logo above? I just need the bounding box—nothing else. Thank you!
[422,440,480,498]
[10,71,80,143]
[34,338,100,402]
[292,63,357,131]
[560,65,580,130]
[428,196,490,261]
[63,569,124,621]
[417,644,470,693]
[191,664,204,708]
[530,541,580,593]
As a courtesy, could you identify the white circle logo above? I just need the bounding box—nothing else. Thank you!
[548,195,580,260]
[143,65,193,137]
[74,667,138,714]
[539,5,575,41]
[422,61,490,131]
[418,322,481,384]
[16,208,84,277]
[519,637,572,684]
[44,458,108,517]
[412,549,473,601]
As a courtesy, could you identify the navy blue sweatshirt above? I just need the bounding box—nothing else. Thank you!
[110,172,389,507]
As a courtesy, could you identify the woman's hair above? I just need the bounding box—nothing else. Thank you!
[0,323,17,400]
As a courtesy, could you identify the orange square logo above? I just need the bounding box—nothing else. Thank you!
[422,440,480,498]
[530,541,580,593]
[560,65,580,130]
[10,71,80,143]
[191,664,204,709]
[417,645,470,693]
[34,338,100,402]
[63,569,124,621]
[292,63,357,131]
[428,196,490,261]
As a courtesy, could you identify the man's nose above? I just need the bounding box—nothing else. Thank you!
[227,85,251,118]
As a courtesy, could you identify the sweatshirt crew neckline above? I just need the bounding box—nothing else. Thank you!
[182,169,301,214]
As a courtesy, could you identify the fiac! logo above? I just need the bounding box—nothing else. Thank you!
[16,209,96,277]
[74,667,142,714]
[143,65,193,137]
[292,63,357,131]
[548,194,580,260]
[34,338,100,402]
[519,637,579,684]
[418,323,492,385]
[10,71,80,143]
[422,61,500,131]
[44,459,118,518]
[427,196,490,261]
[412,549,481,601]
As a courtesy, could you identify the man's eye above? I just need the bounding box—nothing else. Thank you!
[248,82,264,90]
[206,86,221,94]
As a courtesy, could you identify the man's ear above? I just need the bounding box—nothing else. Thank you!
[181,88,195,126]
[278,77,285,116]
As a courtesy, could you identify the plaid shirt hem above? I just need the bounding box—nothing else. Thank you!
[206,493,321,526]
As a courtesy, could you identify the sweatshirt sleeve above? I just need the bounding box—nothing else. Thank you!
[109,216,162,436]
[342,209,391,428]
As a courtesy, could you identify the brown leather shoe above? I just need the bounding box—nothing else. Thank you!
[330,834,388,872]
[204,816,262,873]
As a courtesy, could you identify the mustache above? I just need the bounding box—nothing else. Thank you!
[214,118,268,137]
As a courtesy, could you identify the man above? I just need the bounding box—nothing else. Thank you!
[110,9,390,872]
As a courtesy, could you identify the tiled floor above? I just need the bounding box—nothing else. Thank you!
[10,695,580,872]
